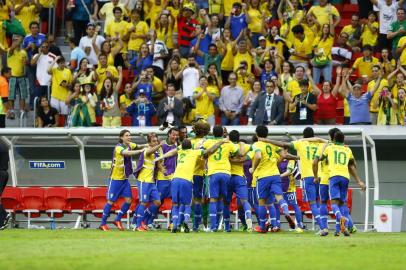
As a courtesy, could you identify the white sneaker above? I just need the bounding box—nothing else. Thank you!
[246,218,253,232]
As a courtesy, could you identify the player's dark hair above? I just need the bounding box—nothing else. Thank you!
[292,24,304,35]
[193,121,210,137]
[334,131,345,143]
[229,130,240,143]
[303,127,314,138]
[213,125,224,138]
[147,132,157,143]
[178,125,187,131]
[251,135,258,143]
[113,6,123,14]
[182,139,192,150]
[119,129,131,143]
[256,125,268,138]
[167,127,179,136]
[328,128,341,141]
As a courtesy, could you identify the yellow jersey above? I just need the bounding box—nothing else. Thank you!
[7,48,27,77]
[312,35,334,60]
[193,86,217,119]
[321,143,354,180]
[233,51,253,71]
[203,139,239,176]
[368,78,388,113]
[398,36,406,66]
[110,142,137,180]
[316,143,331,185]
[361,22,379,47]
[221,43,234,71]
[95,65,118,94]
[292,140,321,179]
[99,3,128,33]
[190,137,206,176]
[247,8,262,33]
[127,21,149,52]
[308,5,340,26]
[119,94,132,108]
[137,149,157,183]
[230,143,251,177]
[172,148,204,182]
[289,36,312,62]
[51,67,72,102]
[15,4,39,33]
[352,56,379,78]
[252,141,281,181]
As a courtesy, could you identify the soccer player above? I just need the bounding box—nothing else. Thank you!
[257,127,328,234]
[252,125,296,233]
[313,131,366,236]
[226,130,253,232]
[99,129,147,231]
[133,133,164,231]
[203,125,243,232]
[279,154,304,232]
[189,121,211,231]
[151,128,179,228]
[155,138,227,233]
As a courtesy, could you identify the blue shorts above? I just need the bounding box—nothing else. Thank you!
[248,187,258,207]
[302,177,320,203]
[208,173,230,199]
[319,184,330,202]
[329,176,349,201]
[171,178,193,205]
[137,181,160,203]
[256,175,283,200]
[283,192,298,205]
[107,179,132,202]
[156,180,171,200]
[193,175,205,199]
[225,175,248,202]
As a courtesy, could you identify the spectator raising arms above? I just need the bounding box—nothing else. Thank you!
[192,76,217,125]
[126,89,156,126]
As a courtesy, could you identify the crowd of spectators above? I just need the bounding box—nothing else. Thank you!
[0,0,405,128]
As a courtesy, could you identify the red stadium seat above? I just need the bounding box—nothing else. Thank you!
[121,116,132,126]
[90,187,107,218]
[1,187,22,213]
[44,187,67,218]
[157,198,172,228]
[342,4,359,19]
[21,187,45,228]
[66,187,91,229]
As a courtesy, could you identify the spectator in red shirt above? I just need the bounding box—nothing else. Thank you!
[177,4,199,57]
[307,67,342,125]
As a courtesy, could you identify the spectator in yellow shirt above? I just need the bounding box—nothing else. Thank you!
[361,11,379,48]
[289,24,312,69]
[94,54,118,94]
[105,7,129,53]
[15,0,41,33]
[308,0,340,27]
[124,9,149,61]
[99,0,128,33]
[192,76,217,126]
[352,45,379,82]
[47,56,73,115]
[7,36,29,119]
[340,14,362,50]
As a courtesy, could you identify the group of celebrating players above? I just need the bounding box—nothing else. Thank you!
[99,121,366,236]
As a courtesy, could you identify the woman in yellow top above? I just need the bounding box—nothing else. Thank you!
[192,76,217,126]
[311,19,335,84]
[379,48,396,79]
[301,13,320,45]
[268,26,286,61]
[278,0,305,45]
[153,10,175,50]
[247,0,264,48]
[387,64,406,98]
[361,11,378,48]
[124,9,149,60]
[220,28,242,83]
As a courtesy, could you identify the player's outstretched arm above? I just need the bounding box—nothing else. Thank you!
[349,161,366,191]
[122,149,146,157]
[154,148,178,162]
[145,142,164,156]
[257,138,292,148]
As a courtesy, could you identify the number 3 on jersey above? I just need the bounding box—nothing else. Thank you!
[213,146,222,161]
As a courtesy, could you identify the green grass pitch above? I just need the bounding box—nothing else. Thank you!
[1,230,405,270]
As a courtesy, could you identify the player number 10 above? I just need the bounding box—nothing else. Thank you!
[333,150,347,165]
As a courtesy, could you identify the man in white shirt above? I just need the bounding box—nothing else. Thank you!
[30,41,56,100]
[147,30,169,80]
[181,55,201,99]
[79,23,105,66]
[371,0,404,49]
